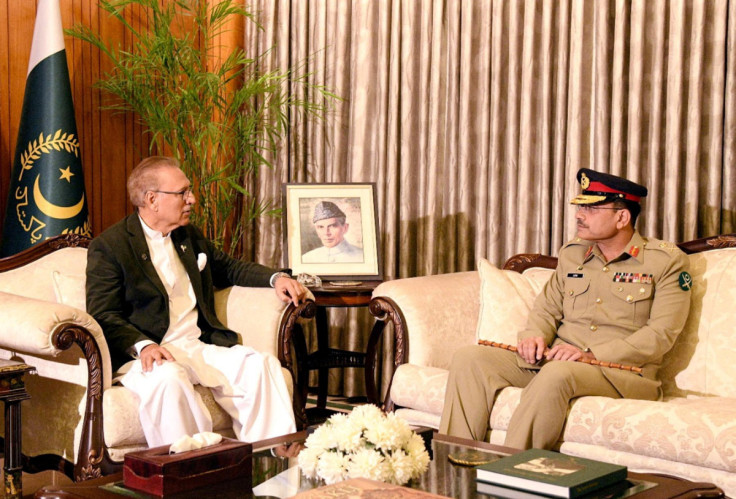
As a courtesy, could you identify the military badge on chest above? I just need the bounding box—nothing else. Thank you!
[613,272,653,284]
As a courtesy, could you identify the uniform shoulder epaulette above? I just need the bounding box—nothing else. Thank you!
[642,237,681,255]
[562,237,592,249]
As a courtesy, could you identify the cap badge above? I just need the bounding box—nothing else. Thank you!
[580,172,590,189]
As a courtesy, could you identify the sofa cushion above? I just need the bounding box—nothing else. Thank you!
[476,259,552,345]
[52,271,87,311]
[0,247,87,303]
[659,248,736,399]
[562,396,736,474]
[389,363,448,416]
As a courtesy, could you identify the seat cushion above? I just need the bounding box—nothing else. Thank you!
[389,363,448,416]
[562,396,736,474]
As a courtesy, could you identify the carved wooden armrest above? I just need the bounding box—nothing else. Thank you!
[50,323,119,481]
[277,299,317,429]
[369,296,408,412]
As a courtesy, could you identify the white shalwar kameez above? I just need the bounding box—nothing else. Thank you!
[119,220,296,447]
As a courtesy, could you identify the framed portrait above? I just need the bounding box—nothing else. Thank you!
[282,183,382,280]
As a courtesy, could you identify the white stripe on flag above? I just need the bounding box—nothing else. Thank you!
[28,0,65,75]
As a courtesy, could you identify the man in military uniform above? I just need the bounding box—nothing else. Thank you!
[439,168,693,449]
[302,200,364,263]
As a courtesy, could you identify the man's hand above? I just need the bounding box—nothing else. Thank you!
[272,441,304,458]
[275,276,308,306]
[545,343,596,362]
[140,344,175,372]
[517,337,547,364]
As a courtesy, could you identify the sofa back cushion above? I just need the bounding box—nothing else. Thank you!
[52,270,87,310]
[0,247,88,304]
[660,247,736,399]
[476,258,553,345]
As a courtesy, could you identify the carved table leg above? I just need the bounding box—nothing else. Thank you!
[0,362,34,499]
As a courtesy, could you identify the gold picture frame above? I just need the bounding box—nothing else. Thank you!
[282,183,382,280]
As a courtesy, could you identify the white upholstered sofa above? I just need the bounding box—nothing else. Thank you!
[0,234,315,481]
[369,234,736,497]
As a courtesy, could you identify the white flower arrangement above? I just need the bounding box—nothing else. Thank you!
[298,404,430,485]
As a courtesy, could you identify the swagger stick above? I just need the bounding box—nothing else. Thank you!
[478,340,643,374]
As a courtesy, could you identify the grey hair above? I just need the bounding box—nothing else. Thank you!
[127,156,181,208]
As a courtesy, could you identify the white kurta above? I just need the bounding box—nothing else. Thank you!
[119,220,296,447]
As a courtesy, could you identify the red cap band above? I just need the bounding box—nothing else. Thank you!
[586,181,642,202]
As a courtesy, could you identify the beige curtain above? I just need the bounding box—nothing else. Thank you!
[244,0,736,400]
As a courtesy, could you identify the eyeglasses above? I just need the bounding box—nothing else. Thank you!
[576,205,621,214]
[153,188,192,200]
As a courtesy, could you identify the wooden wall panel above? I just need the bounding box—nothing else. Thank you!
[0,0,149,241]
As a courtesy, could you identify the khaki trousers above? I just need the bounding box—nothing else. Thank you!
[439,345,620,449]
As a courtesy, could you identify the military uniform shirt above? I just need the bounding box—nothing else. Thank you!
[519,231,692,398]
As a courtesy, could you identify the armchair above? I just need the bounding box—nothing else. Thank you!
[0,234,315,481]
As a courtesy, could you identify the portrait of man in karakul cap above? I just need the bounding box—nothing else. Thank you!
[301,200,364,264]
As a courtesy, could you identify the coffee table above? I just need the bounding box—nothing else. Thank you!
[34,430,725,498]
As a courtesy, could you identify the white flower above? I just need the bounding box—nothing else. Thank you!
[298,405,430,485]
[406,433,430,475]
[386,449,415,485]
[316,451,348,485]
[297,446,322,479]
[364,412,411,451]
[333,418,365,453]
[307,421,339,451]
[346,448,386,482]
[347,404,384,429]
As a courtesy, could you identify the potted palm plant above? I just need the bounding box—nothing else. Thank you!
[68,0,335,256]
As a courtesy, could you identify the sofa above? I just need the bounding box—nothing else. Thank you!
[0,234,315,481]
[369,233,736,497]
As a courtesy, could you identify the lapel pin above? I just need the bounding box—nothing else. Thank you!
[141,253,148,261]
[180,244,187,252]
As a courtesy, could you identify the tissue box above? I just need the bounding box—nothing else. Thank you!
[123,438,252,496]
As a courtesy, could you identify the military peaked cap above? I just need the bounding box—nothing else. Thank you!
[571,168,648,205]
[312,201,347,223]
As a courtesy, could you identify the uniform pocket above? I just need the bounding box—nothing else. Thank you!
[563,277,591,317]
[611,282,653,327]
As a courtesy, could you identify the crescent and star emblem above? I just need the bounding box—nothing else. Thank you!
[33,174,85,219]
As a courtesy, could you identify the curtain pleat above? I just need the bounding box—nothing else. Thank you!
[244,0,736,402]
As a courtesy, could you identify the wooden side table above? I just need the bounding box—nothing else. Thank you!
[293,281,384,422]
[0,359,35,499]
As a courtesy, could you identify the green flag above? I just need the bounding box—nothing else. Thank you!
[1,0,90,257]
